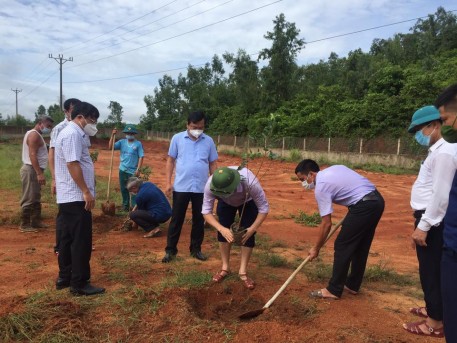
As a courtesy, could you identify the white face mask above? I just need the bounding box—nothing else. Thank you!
[189,129,203,138]
[41,126,51,135]
[83,118,98,136]
[301,174,315,190]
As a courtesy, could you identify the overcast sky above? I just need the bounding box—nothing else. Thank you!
[0,0,454,124]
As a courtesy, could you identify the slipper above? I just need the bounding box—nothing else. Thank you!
[409,306,428,318]
[239,273,255,290]
[143,229,161,238]
[309,289,339,300]
[403,320,444,338]
[344,285,358,295]
[212,270,230,283]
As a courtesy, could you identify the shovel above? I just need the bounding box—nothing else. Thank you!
[238,217,345,320]
[101,132,116,216]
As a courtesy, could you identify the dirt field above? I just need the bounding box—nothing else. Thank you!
[1,138,439,342]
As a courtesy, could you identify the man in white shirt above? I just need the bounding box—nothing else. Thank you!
[403,105,457,338]
[19,115,54,232]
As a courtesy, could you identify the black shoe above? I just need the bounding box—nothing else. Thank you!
[70,283,105,296]
[191,251,207,261]
[162,252,176,263]
[55,278,70,290]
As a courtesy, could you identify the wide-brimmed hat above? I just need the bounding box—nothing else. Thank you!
[408,106,440,133]
[123,124,138,134]
[210,167,240,197]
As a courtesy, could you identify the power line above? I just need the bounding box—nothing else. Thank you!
[62,0,179,54]
[65,9,453,84]
[75,0,216,58]
[67,0,284,69]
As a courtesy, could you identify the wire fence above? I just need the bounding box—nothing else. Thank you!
[144,130,424,158]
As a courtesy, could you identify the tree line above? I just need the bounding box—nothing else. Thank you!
[139,7,457,139]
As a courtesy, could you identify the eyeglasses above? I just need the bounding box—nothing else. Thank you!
[86,117,97,125]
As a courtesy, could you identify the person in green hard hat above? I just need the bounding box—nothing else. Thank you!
[202,166,269,290]
[109,124,145,211]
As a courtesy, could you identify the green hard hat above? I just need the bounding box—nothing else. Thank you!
[210,167,241,197]
[408,106,440,133]
[123,124,138,134]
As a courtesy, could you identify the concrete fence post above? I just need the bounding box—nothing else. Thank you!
[217,135,220,145]
[282,137,285,157]
[328,137,331,153]
[359,138,363,154]
[234,135,237,150]
[397,138,401,155]
[303,138,306,151]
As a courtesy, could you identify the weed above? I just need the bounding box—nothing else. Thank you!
[364,262,414,286]
[302,261,333,282]
[292,210,322,227]
[257,251,288,268]
[90,150,99,163]
[164,269,212,289]
[223,328,235,341]
[287,149,303,162]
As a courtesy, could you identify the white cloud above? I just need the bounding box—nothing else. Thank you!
[0,0,452,123]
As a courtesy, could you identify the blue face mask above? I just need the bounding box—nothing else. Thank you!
[415,131,430,146]
[125,134,135,141]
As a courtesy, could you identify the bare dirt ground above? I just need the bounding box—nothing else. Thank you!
[0,138,439,342]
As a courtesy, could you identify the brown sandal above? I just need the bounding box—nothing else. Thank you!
[403,320,444,338]
[212,270,230,283]
[409,306,428,318]
[239,273,255,290]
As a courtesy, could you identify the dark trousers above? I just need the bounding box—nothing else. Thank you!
[414,211,443,321]
[216,199,258,248]
[119,170,136,209]
[327,192,385,297]
[54,209,65,253]
[442,248,457,341]
[130,210,169,232]
[165,192,204,255]
[57,202,92,288]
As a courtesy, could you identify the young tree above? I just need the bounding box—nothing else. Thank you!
[48,104,64,123]
[34,105,46,120]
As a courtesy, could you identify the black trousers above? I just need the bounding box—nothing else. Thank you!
[414,211,443,321]
[57,202,92,288]
[327,192,385,297]
[129,210,169,232]
[54,209,65,253]
[165,192,204,255]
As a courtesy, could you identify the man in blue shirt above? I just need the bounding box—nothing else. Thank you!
[295,159,384,300]
[434,84,457,342]
[162,111,218,263]
[126,177,172,238]
[109,124,144,211]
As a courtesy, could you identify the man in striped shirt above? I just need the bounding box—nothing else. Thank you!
[54,102,104,296]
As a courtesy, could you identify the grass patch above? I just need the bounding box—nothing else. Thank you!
[292,210,321,227]
[163,269,212,289]
[364,262,414,286]
[286,149,303,162]
[255,234,288,250]
[302,261,333,282]
[257,251,288,268]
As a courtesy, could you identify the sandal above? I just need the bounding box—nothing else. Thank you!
[409,306,428,318]
[212,270,230,283]
[239,273,255,290]
[403,320,444,338]
[309,289,339,300]
[143,228,161,238]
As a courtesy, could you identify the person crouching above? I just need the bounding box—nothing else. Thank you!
[126,177,172,238]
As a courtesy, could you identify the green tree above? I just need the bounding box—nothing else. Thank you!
[47,104,64,123]
[258,13,305,111]
[105,101,124,127]
[34,105,46,120]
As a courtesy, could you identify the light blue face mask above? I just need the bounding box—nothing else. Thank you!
[41,127,51,135]
[414,131,430,146]
[125,134,135,141]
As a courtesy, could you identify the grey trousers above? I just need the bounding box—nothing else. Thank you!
[20,164,42,208]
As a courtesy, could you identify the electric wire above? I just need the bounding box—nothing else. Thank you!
[67,0,284,69]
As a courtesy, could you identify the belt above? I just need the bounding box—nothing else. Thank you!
[349,190,380,208]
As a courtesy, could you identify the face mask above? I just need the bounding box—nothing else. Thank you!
[189,129,203,138]
[41,126,51,135]
[414,130,431,146]
[441,116,457,143]
[125,135,135,141]
[301,174,315,190]
[83,118,98,136]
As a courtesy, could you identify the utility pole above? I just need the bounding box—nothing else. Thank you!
[11,88,22,119]
[48,54,73,110]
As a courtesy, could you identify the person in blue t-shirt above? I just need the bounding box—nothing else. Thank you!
[109,124,144,211]
[126,177,172,238]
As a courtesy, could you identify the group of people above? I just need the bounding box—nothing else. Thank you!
[18,84,457,341]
